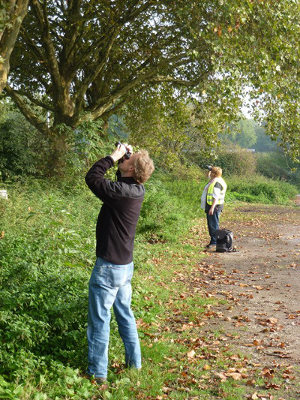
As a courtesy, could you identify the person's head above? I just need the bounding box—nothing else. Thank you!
[209,166,222,179]
[118,150,155,183]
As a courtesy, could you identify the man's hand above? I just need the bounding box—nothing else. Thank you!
[110,143,132,163]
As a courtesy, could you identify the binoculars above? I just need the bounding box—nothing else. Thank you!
[115,142,131,160]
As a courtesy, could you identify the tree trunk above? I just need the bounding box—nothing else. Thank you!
[0,0,29,93]
[46,132,69,177]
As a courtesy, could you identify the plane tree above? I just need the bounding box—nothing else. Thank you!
[4,0,299,172]
[0,0,29,93]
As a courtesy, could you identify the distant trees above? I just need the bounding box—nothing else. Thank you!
[254,124,278,153]
[221,118,278,152]
[224,119,257,149]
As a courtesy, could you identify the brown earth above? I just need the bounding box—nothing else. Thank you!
[192,203,300,397]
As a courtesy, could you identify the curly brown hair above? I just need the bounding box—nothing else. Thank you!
[133,150,155,184]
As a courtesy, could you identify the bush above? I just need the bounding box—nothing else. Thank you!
[0,111,50,181]
[226,175,298,204]
[136,173,201,242]
[216,146,257,176]
[256,151,300,187]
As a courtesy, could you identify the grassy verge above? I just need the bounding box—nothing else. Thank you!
[226,174,298,204]
[0,174,298,399]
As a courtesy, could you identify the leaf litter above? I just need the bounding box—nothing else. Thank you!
[155,204,300,399]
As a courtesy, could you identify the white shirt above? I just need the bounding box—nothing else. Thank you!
[201,182,210,209]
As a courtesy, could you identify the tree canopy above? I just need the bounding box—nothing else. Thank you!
[4,0,300,171]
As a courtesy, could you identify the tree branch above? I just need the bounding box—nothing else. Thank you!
[120,0,156,24]
[20,25,46,63]
[98,97,127,122]
[31,0,62,89]
[5,84,52,136]
[12,89,55,111]
[148,75,203,87]
[74,28,121,107]
[60,0,82,73]
[70,1,156,82]
[80,70,156,123]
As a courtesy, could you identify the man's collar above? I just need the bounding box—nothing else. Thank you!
[118,176,139,185]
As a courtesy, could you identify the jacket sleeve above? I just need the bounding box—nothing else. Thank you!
[85,156,115,201]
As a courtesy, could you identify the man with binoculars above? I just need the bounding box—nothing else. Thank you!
[85,142,154,383]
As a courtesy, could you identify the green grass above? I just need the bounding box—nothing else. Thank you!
[226,174,298,204]
[0,173,298,399]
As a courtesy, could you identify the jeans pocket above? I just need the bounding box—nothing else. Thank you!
[91,259,133,288]
[107,266,131,288]
[90,264,107,286]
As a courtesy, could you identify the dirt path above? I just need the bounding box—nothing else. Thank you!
[191,204,300,397]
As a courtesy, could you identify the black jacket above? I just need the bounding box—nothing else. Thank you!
[85,156,145,264]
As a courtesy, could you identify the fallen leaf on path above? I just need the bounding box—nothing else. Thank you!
[214,372,227,381]
[226,372,243,380]
[261,368,274,379]
[264,382,281,390]
[268,317,278,324]
[162,386,173,393]
[187,350,196,359]
[253,285,264,290]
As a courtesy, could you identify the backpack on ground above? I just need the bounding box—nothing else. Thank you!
[216,229,234,252]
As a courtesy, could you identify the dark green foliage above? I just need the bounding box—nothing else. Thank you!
[0,182,100,398]
[0,110,49,180]
[0,104,118,182]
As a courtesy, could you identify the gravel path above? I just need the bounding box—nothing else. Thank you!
[198,204,300,397]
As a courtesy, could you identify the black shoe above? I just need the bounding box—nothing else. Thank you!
[95,377,107,384]
[85,375,107,386]
[205,243,216,249]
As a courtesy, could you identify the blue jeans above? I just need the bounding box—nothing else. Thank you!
[206,209,221,245]
[87,257,141,378]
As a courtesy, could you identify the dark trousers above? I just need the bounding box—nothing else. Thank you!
[206,209,221,245]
